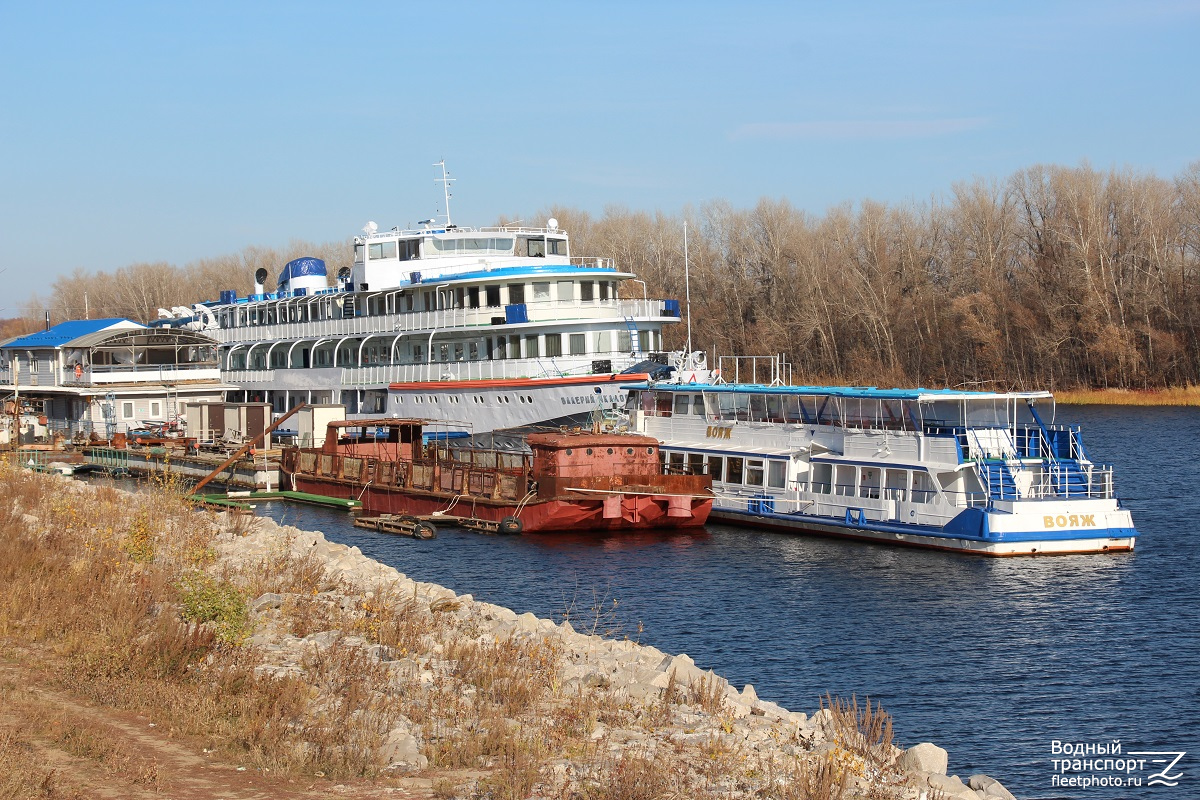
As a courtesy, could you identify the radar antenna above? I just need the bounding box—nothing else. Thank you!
[433,159,455,227]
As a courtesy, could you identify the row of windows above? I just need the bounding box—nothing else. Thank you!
[355,235,567,262]
[222,280,621,327]
[236,329,658,370]
[664,450,788,489]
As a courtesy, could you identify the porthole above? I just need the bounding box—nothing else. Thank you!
[646,447,653,454]
[586,448,593,455]
[607,448,614,455]
[566,448,573,455]
[626,448,633,455]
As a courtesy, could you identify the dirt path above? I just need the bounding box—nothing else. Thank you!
[0,660,435,800]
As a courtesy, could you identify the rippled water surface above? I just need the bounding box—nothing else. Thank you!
[257,407,1199,799]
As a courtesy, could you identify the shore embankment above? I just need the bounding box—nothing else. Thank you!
[1054,386,1200,405]
[0,467,1017,800]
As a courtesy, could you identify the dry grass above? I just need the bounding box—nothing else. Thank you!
[0,462,920,800]
[1055,385,1200,405]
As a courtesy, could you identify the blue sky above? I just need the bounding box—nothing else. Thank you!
[2,1,1198,311]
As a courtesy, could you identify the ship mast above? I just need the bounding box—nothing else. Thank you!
[433,159,455,227]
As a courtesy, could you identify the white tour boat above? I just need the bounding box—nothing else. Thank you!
[156,164,681,433]
[624,356,1137,556]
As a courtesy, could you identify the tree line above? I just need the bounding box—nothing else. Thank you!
[14,161,1200,391]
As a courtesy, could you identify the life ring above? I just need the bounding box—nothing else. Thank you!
[74,364,82,379]
[498,516,523,535]
[413,522,436,540]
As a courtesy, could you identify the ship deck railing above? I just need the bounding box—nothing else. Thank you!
[228,351,646,387]
[213,298,668,346]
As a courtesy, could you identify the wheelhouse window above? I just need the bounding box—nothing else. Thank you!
[368,241,398,260]
[354,243,365,262]
[673,395,690,415]
[548,238,567,255]
[527,238,546,257]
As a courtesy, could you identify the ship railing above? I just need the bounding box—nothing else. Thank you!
[338,353,643,386]
[212,297,674,346]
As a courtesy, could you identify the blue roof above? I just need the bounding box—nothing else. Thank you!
[2,318,139,349]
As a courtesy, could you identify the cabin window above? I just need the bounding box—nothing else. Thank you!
[834,465,856,496]
[599,281,610,301]
[524,335,539,358]
[439,344,449,362]
[668,452,685,471]
[655,392,674,416]
[726,457,744,485]
[533,282,551,302]
[556,280,573,302]
[707,456,724,481]
[749,394,767,420]
[569,334,585,355]
[859,468,881,499]
[468,342,479,360]
[746,459,764,487]
[486,285,501,306]
[768,460,787,488]
[545,334,562,357]
[617,331,631,351]
[453,344,464,361]
[508,284,525,305]
[912,471,935,503]
[673,395,689,415]
[468,286,480,308]
[150,401,161,417]
[580,281,594,302]
[122,401,135,419]
[688,453,704,475]
[885,469,908,501]
[368,241,398,260]
[811,463,833,494]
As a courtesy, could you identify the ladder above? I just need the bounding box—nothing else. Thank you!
[623,317,642,355]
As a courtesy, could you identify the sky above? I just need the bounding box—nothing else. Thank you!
[1,0,1198,312]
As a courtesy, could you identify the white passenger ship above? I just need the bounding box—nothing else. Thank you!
[157,166,681,433]
[625,357,1136,556]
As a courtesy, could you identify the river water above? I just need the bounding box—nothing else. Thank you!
[257,406,1199,800]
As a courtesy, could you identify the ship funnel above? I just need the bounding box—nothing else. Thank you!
[253,267,268,295]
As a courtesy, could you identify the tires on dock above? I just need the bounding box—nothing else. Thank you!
[413,522,437,540]
[498,516,523,535]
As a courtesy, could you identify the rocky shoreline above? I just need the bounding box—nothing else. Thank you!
[214,512,1017,800]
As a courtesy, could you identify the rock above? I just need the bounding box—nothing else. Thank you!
[968,774,1017,800]
[380,727,427,771]
[897,742,948,775]
[741,684,758,703]
[516,612,541,632]
[927,773,976,800]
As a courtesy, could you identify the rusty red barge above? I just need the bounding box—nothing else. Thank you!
[280,419,713,533]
